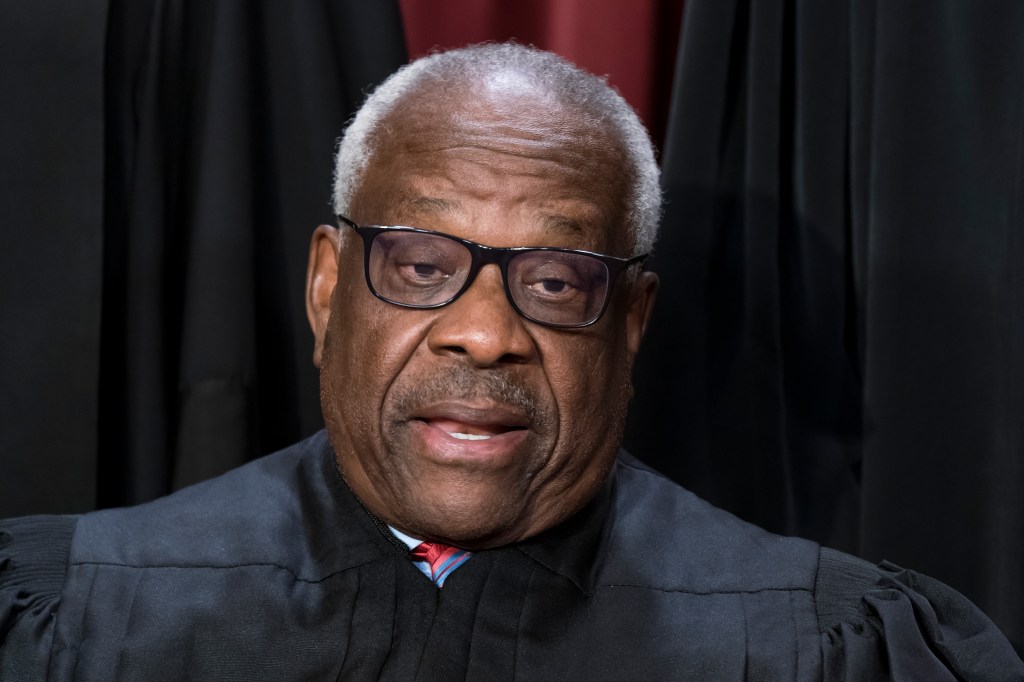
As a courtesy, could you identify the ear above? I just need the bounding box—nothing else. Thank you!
[306,224,342,368]
[625,270,659,357]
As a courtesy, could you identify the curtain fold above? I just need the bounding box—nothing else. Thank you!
[0,0,109,516]
[99,0,407,506]
[0,0,407,514]
[629,0,1024,654]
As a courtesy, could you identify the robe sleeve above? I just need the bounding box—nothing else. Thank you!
[815,547,1024,680]
[0,515,77,681]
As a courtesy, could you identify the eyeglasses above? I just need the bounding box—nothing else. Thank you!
[337,215,648,329]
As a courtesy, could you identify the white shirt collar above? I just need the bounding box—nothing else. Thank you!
[388,525,422,551]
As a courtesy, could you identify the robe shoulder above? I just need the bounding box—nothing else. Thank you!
[608,454,1024,679]
[602,454,822,593]
[64,430,358,580]
[0,431,378,679]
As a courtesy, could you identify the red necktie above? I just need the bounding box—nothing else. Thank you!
[410,542,471,587]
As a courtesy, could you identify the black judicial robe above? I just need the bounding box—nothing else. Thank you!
[2,431,1022,680]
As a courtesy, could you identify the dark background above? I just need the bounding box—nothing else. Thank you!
[1,0,1021,655]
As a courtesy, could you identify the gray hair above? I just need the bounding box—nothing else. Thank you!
[332,43,661,255]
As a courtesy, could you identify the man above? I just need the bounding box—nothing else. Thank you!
[2,43,1021,680]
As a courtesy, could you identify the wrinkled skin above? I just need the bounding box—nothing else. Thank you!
[306,82,658,550]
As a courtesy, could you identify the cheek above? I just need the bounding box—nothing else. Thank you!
[543,330,631,450]
[322,283,429,442]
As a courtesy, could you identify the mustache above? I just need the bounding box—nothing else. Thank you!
[391,364,541,423]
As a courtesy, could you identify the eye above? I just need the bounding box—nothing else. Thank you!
[520,262,586,300]
[383,237,460,287]
[395,258,454,286]
[539,279,569,293]
[408,262,446,279]
[368,230,471,305]
[509,250,610,321]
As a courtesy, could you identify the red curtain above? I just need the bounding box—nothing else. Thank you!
[398,0,684,146]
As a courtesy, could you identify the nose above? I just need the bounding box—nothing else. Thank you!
[426,264,537,367]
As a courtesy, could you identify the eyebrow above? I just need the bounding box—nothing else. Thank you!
[539,213,587,236]
[403,196,462,215]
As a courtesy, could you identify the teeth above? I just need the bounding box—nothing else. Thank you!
[450,432,491,441]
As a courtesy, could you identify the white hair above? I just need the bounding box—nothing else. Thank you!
[332,43,661,255]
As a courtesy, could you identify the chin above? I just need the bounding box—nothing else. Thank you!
[395,486,528,549]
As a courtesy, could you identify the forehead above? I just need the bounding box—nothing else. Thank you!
[351,83,633,251]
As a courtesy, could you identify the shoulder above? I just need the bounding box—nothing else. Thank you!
[0,431,368,674]
[70,431,350,579]
[1,431,332,603]
[605,455,1024,678]
[601,453,820,593]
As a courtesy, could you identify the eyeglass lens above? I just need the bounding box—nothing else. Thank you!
[367,230,611,326]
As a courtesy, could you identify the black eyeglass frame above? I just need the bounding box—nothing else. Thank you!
[337,214,648,329]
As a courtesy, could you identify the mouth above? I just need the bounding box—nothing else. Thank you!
[407,403,532,463]
[424,418,524,441]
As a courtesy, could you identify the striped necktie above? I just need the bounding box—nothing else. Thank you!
[410,542,471,587]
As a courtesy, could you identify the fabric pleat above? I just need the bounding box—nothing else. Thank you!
[0,0,407,515]
[630,0,1024,654]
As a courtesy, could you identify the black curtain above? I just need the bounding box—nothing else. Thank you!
[628,0,1024,654]
[1,1,108,516]
[0,0,406,514]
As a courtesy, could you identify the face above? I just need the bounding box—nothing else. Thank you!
[306,83,657,549]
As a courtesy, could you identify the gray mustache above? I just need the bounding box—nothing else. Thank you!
[392,365,540,422]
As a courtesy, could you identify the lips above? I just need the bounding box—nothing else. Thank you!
[408,402,531,463]
[427,418,519,440]
[414,401,531,431]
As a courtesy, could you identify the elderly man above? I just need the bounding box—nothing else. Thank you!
[2,44,1021,680]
